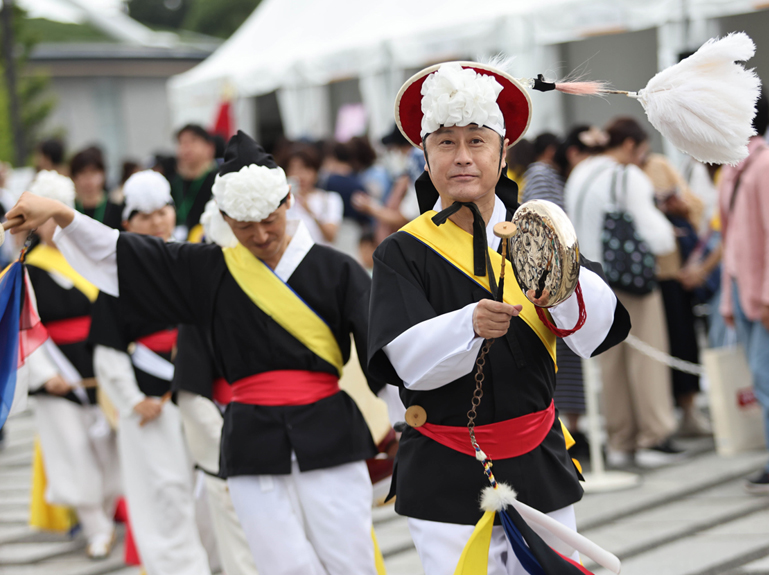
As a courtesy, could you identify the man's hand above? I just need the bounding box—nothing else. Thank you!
[134,397,163,426]
[761,304,769,332]
[723,313,735,328]
[44,375,72,396]
[5,191,75,235]
[473,299,522,339]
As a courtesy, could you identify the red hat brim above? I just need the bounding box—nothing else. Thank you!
[394,62,532,148]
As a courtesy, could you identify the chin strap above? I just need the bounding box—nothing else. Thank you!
[535,282,587,338]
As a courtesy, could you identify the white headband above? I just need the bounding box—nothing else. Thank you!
[28,170,75,208]
[420,63,505,140]
[122,170,173,220]
[212,164,289,222]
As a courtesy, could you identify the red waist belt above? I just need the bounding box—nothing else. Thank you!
[44,316,91,346]
[231,370,340,406]
[415,400,555,460]
[212,377,233,405]
[136,329,178,354]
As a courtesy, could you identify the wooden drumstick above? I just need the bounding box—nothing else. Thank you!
[0,216,24,247]
[493,222,517,301]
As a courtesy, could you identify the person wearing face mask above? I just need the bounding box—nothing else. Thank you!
[565,116,682,469]
[22,170,120,560]
[70,147,123,230]
[86,170,212,575]
[5,131,385,575]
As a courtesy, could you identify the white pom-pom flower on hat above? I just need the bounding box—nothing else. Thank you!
[420,63,505,139]
[28,170,75,208]
[212,163,289,222]
[122,170,173,220]
[200,198,238,248]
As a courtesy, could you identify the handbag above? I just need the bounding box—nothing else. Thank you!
[601,167,657,295]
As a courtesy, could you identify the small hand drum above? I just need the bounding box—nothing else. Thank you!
[507,200,580,308]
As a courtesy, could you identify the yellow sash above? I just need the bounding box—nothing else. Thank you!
[25,245,99,303]
[223,242,344,377]
[401,211,556,363]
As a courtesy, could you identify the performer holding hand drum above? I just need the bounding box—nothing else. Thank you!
[367,61,631,574]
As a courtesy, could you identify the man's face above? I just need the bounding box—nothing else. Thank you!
[423,125,507,204]
[123,205,176,241]
[177,131,214,171]
[73,165,105,197]
[224,202,289,261]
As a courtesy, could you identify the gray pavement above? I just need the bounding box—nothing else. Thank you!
[2,405,769,575]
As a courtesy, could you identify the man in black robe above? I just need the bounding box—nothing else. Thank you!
[367,61,631,574]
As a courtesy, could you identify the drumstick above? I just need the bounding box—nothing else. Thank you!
[139,391,172,426]
[493,222,516,302]
[0,216,24,247]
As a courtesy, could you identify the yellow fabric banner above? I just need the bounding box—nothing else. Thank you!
[29,437,78,532]
[401,212,556,363]
[453,509,495,574]
[223,243,343,376]
[25,245,99,303]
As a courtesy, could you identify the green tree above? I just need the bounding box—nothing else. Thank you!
[0,5,55,165]
[182,0,261,38]
[127,0,191,31]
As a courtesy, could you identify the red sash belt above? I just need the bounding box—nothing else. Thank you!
[136,329,178,354]
[231,370,340,406]
[44,316,91,346]
[212,377,233,405]
[415,400,555,460]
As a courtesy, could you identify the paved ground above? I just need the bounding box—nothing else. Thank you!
[2,405,769,575]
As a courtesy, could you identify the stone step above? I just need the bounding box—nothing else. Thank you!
[0,539,85,566]
[575,449,767,530]
[0,539,134,575]
[591,507,769,575]
[582,481,769,569]
[384,548,425,575]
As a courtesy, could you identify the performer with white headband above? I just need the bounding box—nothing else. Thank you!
[87,170,212,575]
[6,132,385,575]
[23,170,120,560]
[367,61,632,574]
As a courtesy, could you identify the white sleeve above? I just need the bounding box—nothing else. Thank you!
[25,343,58,392]
[53,211,120,297]
[318,191,344,225]
[549,267,618,358]
[624,166,676,256]
[383,303,484,391]
[176,390,223,474]
[93,345,145,417]
[377,384,407,427]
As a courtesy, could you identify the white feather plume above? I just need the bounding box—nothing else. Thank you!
[479,483,518,512]
[637,32,760,165]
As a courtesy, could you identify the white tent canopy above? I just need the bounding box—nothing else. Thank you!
[168,0,763,141]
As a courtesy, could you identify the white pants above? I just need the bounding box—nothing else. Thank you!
[228,460,376,575]
[34,395,120,540]
[408,505,580,575]
[118,401,211,575]
[177,391,258,575]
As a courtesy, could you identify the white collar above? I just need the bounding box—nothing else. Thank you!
[273,219,314,282]
[432,195,507,251]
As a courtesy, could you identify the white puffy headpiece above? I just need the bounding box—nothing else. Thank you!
[200,198,238,248]
[420,63,505,140]
[122,170,173,220]
[212,130,289,222]
[28,170,75,208]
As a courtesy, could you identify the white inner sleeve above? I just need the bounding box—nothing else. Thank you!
[377,383,407,426]
[93,345,145,417]
[25,343,59,391]
[549,266,618,358]
[383,303,483,391]
[53,211,120,297]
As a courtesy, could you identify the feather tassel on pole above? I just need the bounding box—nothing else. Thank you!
[527,32,760,165]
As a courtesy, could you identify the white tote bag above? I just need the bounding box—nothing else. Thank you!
[703,344,766,456]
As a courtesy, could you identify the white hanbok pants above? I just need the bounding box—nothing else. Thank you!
[118,401,210,575]
[177,391,258,575]
[408,505,580,575]
[228,459,376,575]
[34,395,120,540]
